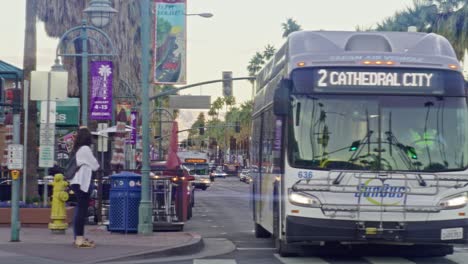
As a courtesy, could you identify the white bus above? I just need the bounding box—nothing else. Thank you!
[250,30,468,257]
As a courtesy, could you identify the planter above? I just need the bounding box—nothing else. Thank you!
[0,207,74,227]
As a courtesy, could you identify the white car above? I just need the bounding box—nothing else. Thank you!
[213,170,228,178]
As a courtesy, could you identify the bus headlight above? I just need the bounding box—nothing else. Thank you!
[289,191,321,207]
[439,192,468,210]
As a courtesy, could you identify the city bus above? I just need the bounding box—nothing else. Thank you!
[250,30,468,257]
[178,151,211,190]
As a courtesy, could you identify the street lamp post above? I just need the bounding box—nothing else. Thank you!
[55,0,117,126]
[138,6,215,234]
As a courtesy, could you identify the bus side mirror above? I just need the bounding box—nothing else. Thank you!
[273,79,291,116]
[177,169,184,177]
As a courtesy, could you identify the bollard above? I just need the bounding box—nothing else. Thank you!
[48,174,69,234]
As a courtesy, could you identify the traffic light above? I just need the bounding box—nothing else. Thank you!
[199,124,204,135]
[235,121,240,133]
[6,88,21,113]
[230,137,236,150]
[406,146,418,159]
[222,71,233,97]
[349,140,360,151]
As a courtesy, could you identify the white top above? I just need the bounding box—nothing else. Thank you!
[69,145,100,193]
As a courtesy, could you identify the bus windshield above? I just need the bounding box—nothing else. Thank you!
[289,95,468,172]
[182,163,209,175]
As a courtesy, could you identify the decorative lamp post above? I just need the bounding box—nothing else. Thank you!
[84,0,118,28]
[55,0,117,126]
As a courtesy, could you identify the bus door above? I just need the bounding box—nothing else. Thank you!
[252,113,264,222]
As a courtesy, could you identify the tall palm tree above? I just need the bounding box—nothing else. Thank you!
[23,0,39,199]
[247,52,265,78]
[263,45,276,61]
[282,18,302,38]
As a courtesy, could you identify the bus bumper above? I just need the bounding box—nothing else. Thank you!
[285,215,468,244]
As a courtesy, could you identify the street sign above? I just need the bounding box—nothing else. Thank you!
[39,145,54,168]
[40,101,57,124]
[168,95,211,109]
[39,123,56,146]
[30,71,68,101]
[7,144,23,170]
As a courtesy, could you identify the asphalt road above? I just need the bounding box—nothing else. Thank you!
[161,177,468,264]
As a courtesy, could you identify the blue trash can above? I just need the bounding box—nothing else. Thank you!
[108,172,141,232]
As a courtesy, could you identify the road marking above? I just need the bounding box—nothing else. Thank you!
[274,253,330,264]
[364,257,416,264]
[194,259,236,264]
[447,252,468,264]
[236,247,276,251]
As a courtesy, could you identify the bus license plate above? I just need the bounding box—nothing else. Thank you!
[441,228,463,240]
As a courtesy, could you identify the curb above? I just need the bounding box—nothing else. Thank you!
[95,233,204,264]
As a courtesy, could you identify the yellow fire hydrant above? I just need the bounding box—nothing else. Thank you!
[48,174,69,234]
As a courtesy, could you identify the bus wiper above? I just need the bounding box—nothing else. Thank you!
[385,131,427,186]
[333,130,373,185]
[415,173,427,187]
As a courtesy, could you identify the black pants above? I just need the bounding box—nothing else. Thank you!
[71,184,90,237]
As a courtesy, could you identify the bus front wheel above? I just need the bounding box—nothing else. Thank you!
[275,238,298,257]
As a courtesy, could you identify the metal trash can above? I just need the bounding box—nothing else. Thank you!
[108,172,141,233]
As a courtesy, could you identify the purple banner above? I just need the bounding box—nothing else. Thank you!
[90,61,113,120]
[126,111,138,145]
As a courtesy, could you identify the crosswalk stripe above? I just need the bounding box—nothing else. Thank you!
[194,259,237,264]
[274,253,330,264]
[447,252,468,264]
[364,257,416,264]
[236,247,276,250]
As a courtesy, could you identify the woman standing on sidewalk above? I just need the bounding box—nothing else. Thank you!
[70,127,100,248]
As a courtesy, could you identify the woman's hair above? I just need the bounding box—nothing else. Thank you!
[72,127,93,152]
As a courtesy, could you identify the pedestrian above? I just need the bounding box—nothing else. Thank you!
[70,126,100,248]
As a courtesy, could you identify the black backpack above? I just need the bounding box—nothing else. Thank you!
[64,153,81,181]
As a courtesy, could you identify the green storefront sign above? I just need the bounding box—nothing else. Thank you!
[37,98,80,126]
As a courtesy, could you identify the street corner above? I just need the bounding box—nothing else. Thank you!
[94,231,204,264]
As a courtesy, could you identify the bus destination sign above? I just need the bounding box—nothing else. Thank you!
[315,68,438,88]
[310,68,444,94]
[185,158,207,163]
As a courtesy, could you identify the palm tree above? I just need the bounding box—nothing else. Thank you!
[263,45,276,61]
[282,18,302,38]
[36,1,144,99]
[376,0,467,59]
[23,0,39,199]
[247,52,265,78]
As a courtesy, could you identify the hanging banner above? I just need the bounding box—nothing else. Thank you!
[90,61,113,120]
[153,0,187,84]
[127,111,138,145]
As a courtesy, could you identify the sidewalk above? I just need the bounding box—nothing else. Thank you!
[0,225,203,264]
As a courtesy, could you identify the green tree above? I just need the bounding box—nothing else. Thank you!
[263,45,276,61]
[282,18,302,38]
[209,97,225,120]
[247,52,265,78]
[188,112,206,151]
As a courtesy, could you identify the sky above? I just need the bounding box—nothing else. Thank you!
[0,0,418,130]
